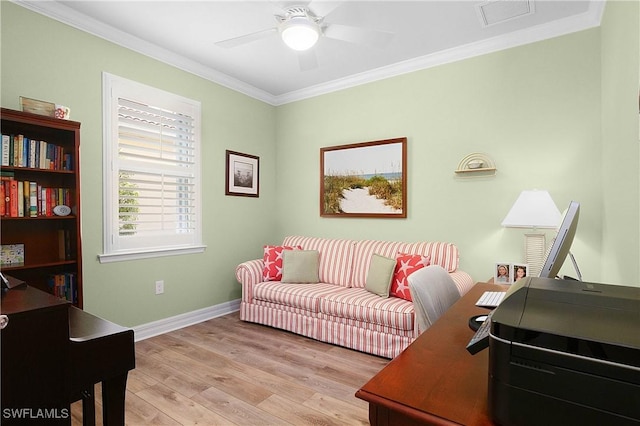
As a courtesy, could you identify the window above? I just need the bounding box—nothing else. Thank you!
[99,73,204,263]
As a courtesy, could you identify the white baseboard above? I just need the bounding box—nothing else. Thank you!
[133,298,241,341]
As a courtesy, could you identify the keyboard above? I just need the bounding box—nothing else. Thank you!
[475,291,506,308]
[466,310,494,354]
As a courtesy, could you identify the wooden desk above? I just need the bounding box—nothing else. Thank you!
[69,306,135,426]
[1,286,70,425]
[1,285,134,426]
[356,283,504,426]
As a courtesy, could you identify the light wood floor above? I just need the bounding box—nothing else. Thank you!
[71,312,389,425]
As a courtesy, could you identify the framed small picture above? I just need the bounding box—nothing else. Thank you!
[1,244,25,266]
[20,96,55,117]
[494,263,512,284]
[225,150,259,197]
[513,263,529,282]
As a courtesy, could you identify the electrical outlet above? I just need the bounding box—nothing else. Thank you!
[155,280,164,295]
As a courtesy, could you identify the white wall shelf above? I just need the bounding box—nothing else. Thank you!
[455,153,496,176]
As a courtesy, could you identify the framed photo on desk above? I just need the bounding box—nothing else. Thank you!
[513,263,528,282]
[494,263,512,284]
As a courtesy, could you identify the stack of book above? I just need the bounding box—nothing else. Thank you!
[48,272,77,304]
[1,171,72,217]
[1,134,72,170]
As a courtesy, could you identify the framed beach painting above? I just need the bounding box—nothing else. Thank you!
[225,150,259,197]
[320,137,407,218]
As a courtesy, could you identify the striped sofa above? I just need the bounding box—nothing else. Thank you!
[235,236,474,358]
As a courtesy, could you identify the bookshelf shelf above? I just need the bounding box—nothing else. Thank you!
[0,166,74,174]
[1,108,83,307]
[1,259,77,271]
[1,215,77,221]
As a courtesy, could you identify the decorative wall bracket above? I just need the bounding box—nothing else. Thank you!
[455,153,496,177]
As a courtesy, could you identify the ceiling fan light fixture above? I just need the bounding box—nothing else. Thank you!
[280,17,319,51]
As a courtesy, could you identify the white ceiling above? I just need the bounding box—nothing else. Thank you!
[16,0,605,105]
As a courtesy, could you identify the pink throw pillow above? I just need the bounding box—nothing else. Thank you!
[391,254,431,301]
[263,245,301,281]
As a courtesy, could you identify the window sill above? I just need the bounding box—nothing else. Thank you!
[98,245,207,263]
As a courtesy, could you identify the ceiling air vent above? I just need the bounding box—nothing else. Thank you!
[476,0,535,27]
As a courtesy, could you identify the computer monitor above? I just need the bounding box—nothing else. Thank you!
[466,200,582,355]
[538,201,580,279]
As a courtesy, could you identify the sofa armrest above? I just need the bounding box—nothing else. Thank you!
[449,271,474,296]
[235,259,264,302]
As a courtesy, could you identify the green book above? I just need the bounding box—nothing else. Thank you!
[29,181,37,217]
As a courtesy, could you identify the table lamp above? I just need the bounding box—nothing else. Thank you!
[501,190,561,277]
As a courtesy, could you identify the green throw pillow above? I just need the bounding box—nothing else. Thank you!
[281,250,320,283]
[365,254,396,297]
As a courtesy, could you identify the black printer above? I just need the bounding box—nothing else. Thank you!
[488,276,640,426]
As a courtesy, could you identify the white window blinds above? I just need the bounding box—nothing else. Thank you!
[101,73,203,262]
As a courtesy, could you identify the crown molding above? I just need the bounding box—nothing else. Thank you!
[13,0,605,107]
[274,1,605,105]
[13,0,278,105]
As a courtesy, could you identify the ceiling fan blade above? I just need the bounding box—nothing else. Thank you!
[216,28,278,48]
[298,50,318,71]
[266,0,290,14]
[307,1,343,19]
[324,24,394,48]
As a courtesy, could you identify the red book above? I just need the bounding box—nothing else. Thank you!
[8,179,18,217]
[3,181,9,216]
[46,187,53,216]
[0,181,5,216]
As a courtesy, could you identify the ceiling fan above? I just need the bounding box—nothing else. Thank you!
[215,1,394,71]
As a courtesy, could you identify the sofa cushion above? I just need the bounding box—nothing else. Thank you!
[281,250,320,283]
[365,254,396,297]
[320,287,414,331]
[352,240,460,287]
[391,254,431,301]
[262,245,301,281]
[282,236,356,287]
[351,240,403,288]
[397,241,459,273]
[253,282,342,312]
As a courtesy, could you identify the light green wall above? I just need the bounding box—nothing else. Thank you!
[600,0,640,285]
[2,1,638,327]
[276,28,606,283]
[1,2,278,326]
[275,1,640,287]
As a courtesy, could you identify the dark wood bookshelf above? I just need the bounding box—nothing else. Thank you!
[1,107,83,308]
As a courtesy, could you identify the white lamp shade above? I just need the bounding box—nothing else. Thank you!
[501,190,561,229]
[281,18,320,51]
